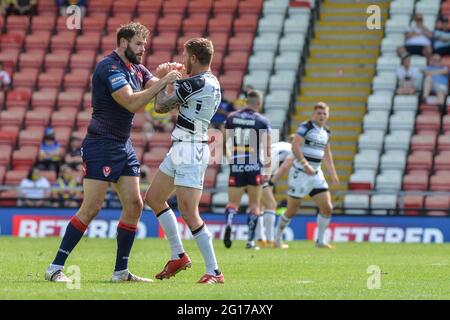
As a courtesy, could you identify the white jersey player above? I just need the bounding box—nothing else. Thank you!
[256,138,295,248]
[144,38,224,284]
[276,102,340,249]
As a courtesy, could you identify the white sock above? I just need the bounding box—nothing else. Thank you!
[255,216,265,241]
[317,213,331,245]
[276,214,291,242]
[193,224,219,275]
[263,210,276,241]
[157,208,185,260]
[49,264,63,271]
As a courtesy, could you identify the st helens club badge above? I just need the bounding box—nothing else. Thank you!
[102,166,112,177]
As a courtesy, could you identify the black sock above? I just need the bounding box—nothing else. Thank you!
[114,221,137,272]
[52,216,87,266]
[247,214,258,242]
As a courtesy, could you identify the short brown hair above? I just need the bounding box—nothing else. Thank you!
[314,102,330,112]
[116,22,149,46]
[184,38,214,65]
[246,89,263,107]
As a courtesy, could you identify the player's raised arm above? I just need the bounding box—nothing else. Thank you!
[323,143,340,186]
[111,71,181,114]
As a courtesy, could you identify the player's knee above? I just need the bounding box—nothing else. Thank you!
[126,197,144,215]
[79,204,102,221]
[321,203,333,216]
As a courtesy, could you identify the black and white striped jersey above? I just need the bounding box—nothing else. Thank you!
[293,120,330,171]
[172,71,221,142]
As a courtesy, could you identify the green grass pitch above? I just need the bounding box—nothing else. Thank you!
[0,237,449,300]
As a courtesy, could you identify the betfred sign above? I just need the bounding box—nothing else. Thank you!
[12,215,147,238]
[306,223,444,243]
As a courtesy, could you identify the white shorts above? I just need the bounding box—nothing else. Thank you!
[287,166,329,198]
[159,142,210,190]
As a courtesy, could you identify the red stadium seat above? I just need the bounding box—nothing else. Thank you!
[182,14,208,34]
[223,52,250,71]
[45,51,70,69]
[207,33,228,53]
[407,151,433,171]
[1,32,24,50]
[25,110,51,128]
[106,15,133,34]
[31,16,56,32]
[89,0,113,14]
[38,69,64,90]
[425,195,450,216]
[213,0,239,15]
[50,32,77,51]
[177,33,204,53]
[233,14,259,34]
[137,0,162,14]
[51,111,76,128]
[57,91,83,110]
[19,128,44,147]
[82,15,107,33]
[54,127,72,148]
[443,114,450,133]
[430,171,450,191]
[70,51,96,70]
[157,14,183,33]
[434,151,450,170]
[151,33,178,52]
[438,134,450,152]
[133,14,159,34]
[31,90,57,109]
[0,165,6,184]
[208,15,234,33]
[37,0,57,15]
[6,15,30,31]
[0,190,19,206]
[142,147,169,166]
[410,133,436,152]
[0,129,18,147]
[415,113,441,132]
[76,32,101,51]
[100,34,116,52]
[24,31,51,51]
[188,0,212,14]
[6,89,31,109]
[4,170,28,186]
[402,195,424,216]
[76,110,92,128]
[219,71,245,91]
[13,69,39,89]
[0,145,12,166]
[146,51,173,71]
[402,171,429,191]
[112,0,138,15]
[238,0,264,15]
[228,33,255,52]
[162,0,188,14]
[12,146,39,170]
[64,70,91,91]
[0,109,25,127]
[19,50,45,68]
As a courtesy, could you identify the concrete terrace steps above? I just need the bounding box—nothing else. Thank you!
[276,0,389,203]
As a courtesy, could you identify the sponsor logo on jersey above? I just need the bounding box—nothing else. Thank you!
[306,223,444,243]
[102,166,111,177]
[181,81,192,93]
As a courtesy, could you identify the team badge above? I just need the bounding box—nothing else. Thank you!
[103,166,112,177]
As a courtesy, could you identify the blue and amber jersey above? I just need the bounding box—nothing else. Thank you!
[87,51,154,142]
[225,108,271,165]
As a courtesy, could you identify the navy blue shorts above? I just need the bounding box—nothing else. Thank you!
[228,164,262,187]
[81,138,140,183]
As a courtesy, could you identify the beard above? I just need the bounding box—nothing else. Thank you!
[125,45,141,64]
